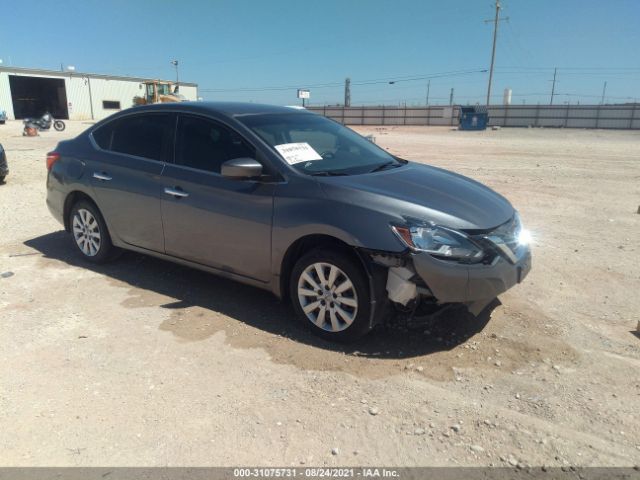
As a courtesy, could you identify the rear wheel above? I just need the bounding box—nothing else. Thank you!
[53,120,65,131]
[290,249,372,342]
[69,200,114,263]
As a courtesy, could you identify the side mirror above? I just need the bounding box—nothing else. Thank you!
[221,158,263,179]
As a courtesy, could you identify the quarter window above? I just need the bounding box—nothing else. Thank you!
[175,115,255,173]
[91,113,174,162]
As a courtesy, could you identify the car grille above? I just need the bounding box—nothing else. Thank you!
[470,215,522,264]
[489,215,521,251]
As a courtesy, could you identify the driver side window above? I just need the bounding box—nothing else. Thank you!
[175,115,255,174]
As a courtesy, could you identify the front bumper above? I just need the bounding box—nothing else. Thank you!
[412,244,531,304]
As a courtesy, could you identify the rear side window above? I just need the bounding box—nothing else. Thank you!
[175,115,255,174]
[92,113,174,162]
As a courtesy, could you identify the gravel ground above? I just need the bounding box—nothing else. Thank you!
[0,120,639,467]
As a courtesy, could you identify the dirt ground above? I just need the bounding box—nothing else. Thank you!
[0,120,639,467]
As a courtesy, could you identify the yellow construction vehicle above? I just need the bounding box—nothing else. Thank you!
[133,81,185,105]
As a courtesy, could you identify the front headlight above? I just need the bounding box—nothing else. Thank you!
[514,213,532,246]
[391,224,485,263]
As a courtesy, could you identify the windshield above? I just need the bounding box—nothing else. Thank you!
[238,113,402,175]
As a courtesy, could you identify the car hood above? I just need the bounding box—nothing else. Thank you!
[316,162,514,231]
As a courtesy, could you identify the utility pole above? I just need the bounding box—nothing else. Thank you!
[171,60,179,87]
[449,87,455,106]
[426,79,431,106]
[85,77,94,120]
[485,0,508,105]
[600,81,607,105]
[344,77,351,107]
[550,67,557,105]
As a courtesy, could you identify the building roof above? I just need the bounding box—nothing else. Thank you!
[0,65,197,87]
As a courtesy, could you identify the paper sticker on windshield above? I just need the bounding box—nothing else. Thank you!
[275,142,322,165]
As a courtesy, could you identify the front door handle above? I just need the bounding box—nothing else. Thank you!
[93,172,112,181]
[164,187,189,198]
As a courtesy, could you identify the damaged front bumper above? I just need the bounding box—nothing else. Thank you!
[380,243,531,316]
[413,244,531,313]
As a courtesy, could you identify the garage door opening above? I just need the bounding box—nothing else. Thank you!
[9,75,69,120]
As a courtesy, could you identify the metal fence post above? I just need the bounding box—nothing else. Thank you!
[426,107,431,126]
[534,103,540,127]
[630,104,637,129]
[595,104,601,129]
[564,104,570,128]
[382,105,386,126]
[341,106,345,125]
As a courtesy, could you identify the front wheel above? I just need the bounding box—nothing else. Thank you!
[53,120,65,131]
[290,249,372,342]
[69,200,114,263]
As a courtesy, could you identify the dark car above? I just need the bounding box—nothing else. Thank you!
[0,143,8,183]
[46,102,531,341]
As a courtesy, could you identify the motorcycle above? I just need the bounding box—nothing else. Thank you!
[23,112,66,136]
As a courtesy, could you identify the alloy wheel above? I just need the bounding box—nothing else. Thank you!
[72,208,101,257]
[297,262,358,332]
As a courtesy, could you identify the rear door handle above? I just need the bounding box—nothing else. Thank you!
[93,172,112,181]
[164,187,189,198]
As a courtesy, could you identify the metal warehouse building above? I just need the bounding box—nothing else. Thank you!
[0,66,198,121]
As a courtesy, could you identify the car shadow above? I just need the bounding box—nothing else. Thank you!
[24,231,499,359]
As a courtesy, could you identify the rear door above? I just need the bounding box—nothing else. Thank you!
[90,112,174,252]
[160,114,274,282]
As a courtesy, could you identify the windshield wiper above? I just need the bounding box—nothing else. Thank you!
[368,161,402,173]
[310,170,350,176]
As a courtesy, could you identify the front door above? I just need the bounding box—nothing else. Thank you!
[160,114,274,282]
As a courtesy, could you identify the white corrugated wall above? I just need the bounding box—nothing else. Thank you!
[0,73,15,119]
[0,71,198,121]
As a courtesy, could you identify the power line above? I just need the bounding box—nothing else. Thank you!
[200,69,488,93]
[496,66,640,71]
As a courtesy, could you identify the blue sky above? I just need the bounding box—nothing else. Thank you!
[2,0,639,105]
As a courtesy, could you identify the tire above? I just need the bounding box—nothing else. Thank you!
[69,200,114,263]
[0,176,5,183]
[53,120,65,131]
[289,248,372,342]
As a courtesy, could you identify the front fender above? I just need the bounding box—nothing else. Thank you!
[271,181,406,277]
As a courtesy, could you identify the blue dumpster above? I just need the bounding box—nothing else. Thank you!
[459,106,489,131]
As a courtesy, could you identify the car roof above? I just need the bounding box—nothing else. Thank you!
[126,101,313,118]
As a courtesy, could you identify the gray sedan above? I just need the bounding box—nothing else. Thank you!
[45,102,531,341]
